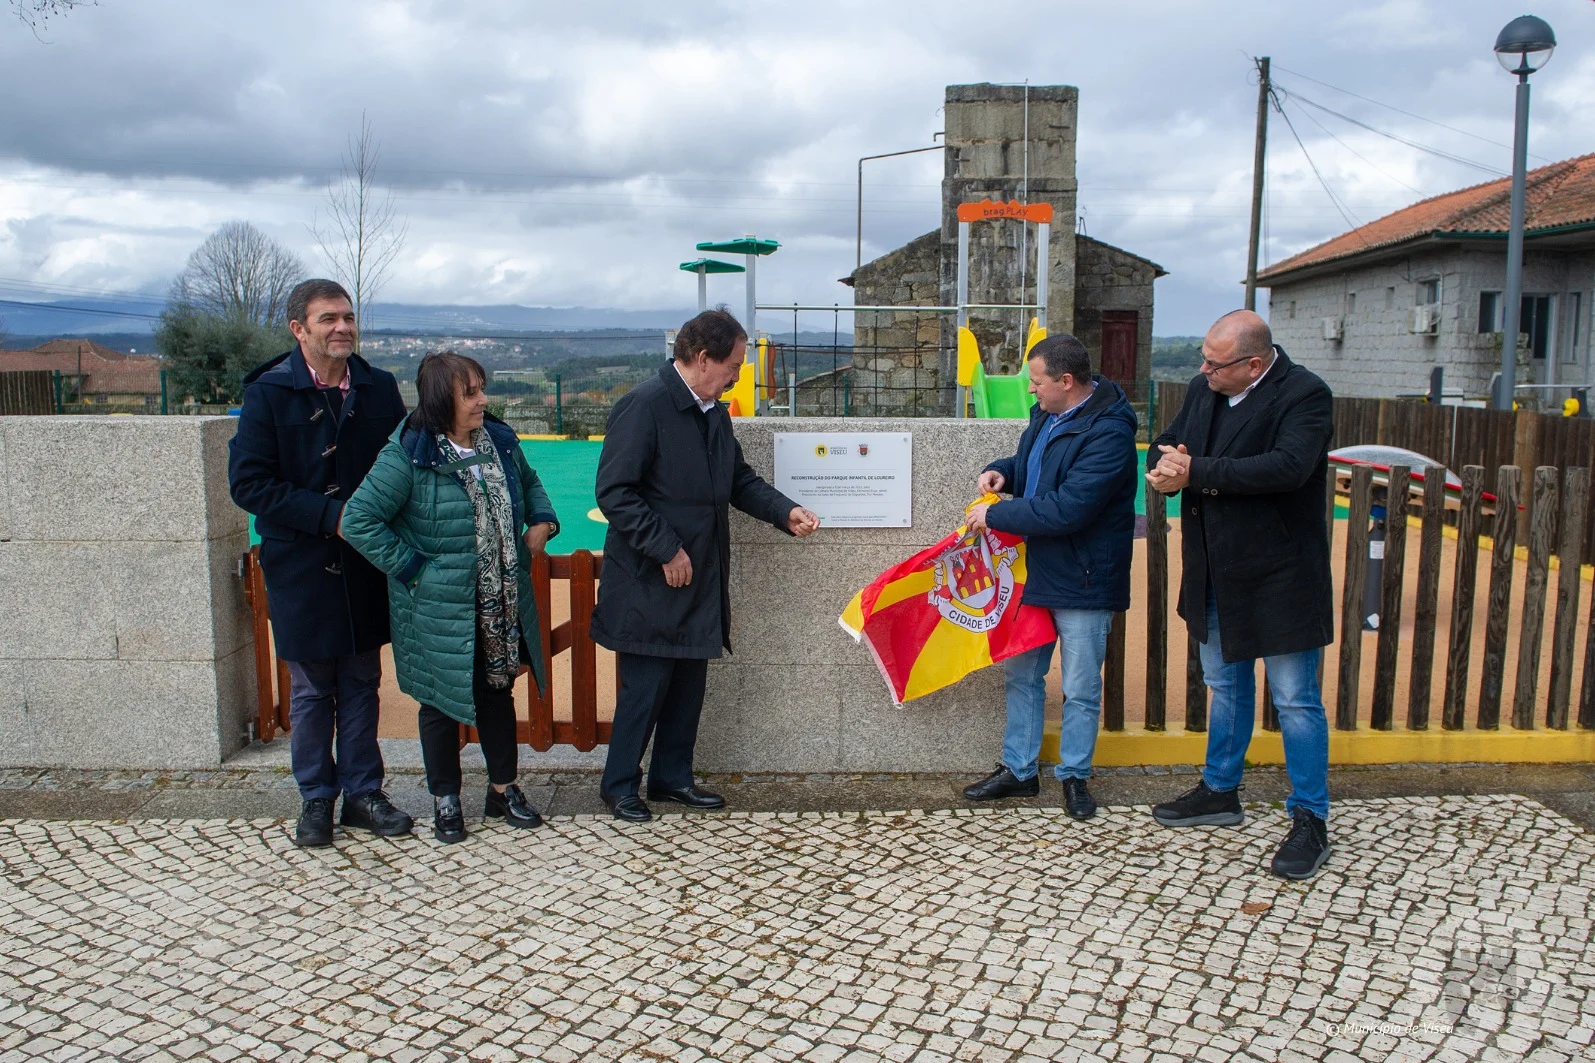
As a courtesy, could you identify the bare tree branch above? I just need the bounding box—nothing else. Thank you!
[311,112,408,346]
[169,221,305,327]
[10,0,95,39]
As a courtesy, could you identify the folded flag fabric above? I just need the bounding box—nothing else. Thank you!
[840,495,1057,704]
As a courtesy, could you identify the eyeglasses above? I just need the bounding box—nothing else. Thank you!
[1200,353,1255,371]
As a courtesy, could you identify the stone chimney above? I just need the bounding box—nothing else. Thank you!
[940,83,1079,372]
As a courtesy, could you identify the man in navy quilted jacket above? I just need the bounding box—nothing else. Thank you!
[963,334,1140,821]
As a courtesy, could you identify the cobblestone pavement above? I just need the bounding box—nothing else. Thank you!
[2,795,1593,1063]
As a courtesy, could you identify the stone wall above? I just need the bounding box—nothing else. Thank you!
[849,231,947,414]
[1266,247,1595,399]
[1073,235,1162,388]
[0,416,256,768]
[697,417,1030,773]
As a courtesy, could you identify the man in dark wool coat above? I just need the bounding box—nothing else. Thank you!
[590,308,820,822]
[229,279,414,848]
[1144,309,1336,880]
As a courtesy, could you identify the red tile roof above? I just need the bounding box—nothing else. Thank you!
[1258,153,1595,283]
[0,339,163,397]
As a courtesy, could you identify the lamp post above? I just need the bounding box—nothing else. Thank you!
[1492,14,1556,411]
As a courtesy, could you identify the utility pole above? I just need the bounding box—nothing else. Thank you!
[1244,56,1271,312]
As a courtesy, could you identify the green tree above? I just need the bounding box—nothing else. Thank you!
[155,308,290,405]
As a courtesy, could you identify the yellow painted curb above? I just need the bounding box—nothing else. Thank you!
[1042,723,1595,766]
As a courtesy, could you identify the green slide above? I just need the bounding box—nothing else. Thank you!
[969,360,1034,419]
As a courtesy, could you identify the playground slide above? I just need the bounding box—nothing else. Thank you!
[959,322,1042,419]
[969,361,1033,419]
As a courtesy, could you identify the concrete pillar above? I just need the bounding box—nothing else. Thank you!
[0,416,257,768]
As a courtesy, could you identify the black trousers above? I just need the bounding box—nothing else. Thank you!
[601,653,708,799]
[418,643,518,796]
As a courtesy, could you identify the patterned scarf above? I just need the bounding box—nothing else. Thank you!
[438,429,520,689]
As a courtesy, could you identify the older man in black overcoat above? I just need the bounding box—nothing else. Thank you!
[1144,309,1336,880]
[590,308,819,821]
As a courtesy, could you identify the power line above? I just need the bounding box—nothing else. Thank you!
[1271,64,1550,163]
[1280,94,1424,195]
[1275,87,1506,177]
[0,297,161,320]
[1271,93,1364,236]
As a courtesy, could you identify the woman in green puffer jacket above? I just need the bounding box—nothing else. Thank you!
[342,351,559,844]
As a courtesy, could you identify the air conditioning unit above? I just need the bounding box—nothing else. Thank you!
[1322,317,1344,341]
[1410,304,1440,335]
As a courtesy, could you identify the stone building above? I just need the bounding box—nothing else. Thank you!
[1258,153,1595,402]
[842,83,1163,414]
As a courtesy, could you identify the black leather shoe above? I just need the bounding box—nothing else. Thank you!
[645,784,726,809]
[1061,778,1098,821]
[340,789,414,836]
[602,793,653,822]
[295,797,335,847]
[433,794,467,844]
[485,784,544,829]
[962,763,1040,801]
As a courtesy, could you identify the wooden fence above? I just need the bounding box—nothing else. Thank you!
[1154,381,1595,566]
[242,547,610,750]
[0,371,54,415]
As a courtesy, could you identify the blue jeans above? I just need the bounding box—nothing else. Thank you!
[1198,595,1330,819]
[1001,609,1113,781]
[284,650,385,801]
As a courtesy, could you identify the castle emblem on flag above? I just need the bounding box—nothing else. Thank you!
[928,528,1019,633]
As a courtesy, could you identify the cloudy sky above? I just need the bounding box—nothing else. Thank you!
[1,0,1592,335]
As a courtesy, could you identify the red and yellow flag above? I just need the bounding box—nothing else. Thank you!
[839,495,1056,704]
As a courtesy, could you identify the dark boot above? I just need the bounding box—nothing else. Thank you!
[295,797,335,848]
[340,790,414,837]
[433,794,467,844]
[1061,778,1098,821]
[962,763,1040,801]
[484,784,544,828]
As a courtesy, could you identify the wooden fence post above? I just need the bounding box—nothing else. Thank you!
[1370,465,1409,730]
[1477,466,1522,729]
[1186,636,1207,733]
[1547,468,1589,729]
[1514,406,1541,546]
[1336,465,1373,730]
[1441,466,1485,730]
[1512,467,1559,730]
[1144,488,1168,732]
[1104,612,1126,731]
[1406,470,1446,730]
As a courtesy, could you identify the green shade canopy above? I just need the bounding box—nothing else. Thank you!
[678,258,746,274]
[695,238,780,256]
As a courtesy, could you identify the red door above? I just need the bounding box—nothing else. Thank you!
[1100,311,1138,382]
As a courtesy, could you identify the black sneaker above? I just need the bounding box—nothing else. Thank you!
[1270,809,1331,880]
[340,789,414,837]
[962,763,1041,801]
[1151,780,1244,827]
[433,794,467,844]
[484,784,544,829]
[1061,778,1098,821]
[295,797,335,848]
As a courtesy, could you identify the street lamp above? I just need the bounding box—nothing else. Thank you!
[1492,14,1556,411]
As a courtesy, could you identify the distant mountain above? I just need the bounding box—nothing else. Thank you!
[364,303,704,333]
[0,297,163,337]
[0,297,841,338]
